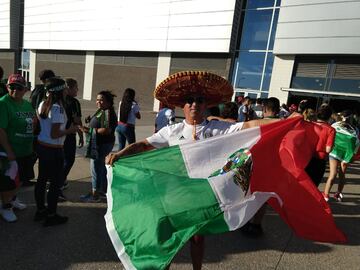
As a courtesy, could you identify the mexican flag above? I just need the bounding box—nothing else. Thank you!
[329,122,360,163]
[105,117,346,270]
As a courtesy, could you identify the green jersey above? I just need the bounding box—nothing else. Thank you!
[0,94,36,157]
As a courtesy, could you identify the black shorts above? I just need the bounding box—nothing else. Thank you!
[16,154,35,182]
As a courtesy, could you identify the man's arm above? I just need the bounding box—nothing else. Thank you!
[0,128,16,161]
[242,118,279,129]
[106,139,155,165]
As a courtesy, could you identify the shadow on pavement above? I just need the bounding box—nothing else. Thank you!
[2,178,358,270]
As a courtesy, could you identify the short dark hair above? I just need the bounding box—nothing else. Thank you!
[66,78,78,89]
[39,69,55,81]
[221,102,238,120]
[263,97,280,114]
[317,104,333,121]
[298,100,311,113]
[0,66,3,79]
[208,106,220,117]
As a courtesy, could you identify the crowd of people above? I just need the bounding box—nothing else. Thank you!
[231,96,360,204]
[0,67,359,269]
[0,68,145,224]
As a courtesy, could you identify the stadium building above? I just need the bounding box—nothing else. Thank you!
[0,0,359,112]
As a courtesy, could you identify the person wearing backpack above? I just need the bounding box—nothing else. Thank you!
[30,69,55,109]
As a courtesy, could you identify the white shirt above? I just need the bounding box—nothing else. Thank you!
[117,101,140,125]
[155,108,175,132]
[252,104,264,119]
[147,119,244,148]
[37,102,67,146]
[238,104,248,122]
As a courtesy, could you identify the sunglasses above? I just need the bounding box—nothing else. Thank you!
[185,97,205,105]
[9,85,25,91]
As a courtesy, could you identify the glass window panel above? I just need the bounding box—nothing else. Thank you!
[260,92,269,98]
[247,93,258,99]
[329,79,360,94]
[276,0,281,6]
[21,49,30,69]
[269,9,279,50]
[262,53,274,91]
[240,10,272,50]
[234,52,265,90]
[291,77,326,91]
[246,0,275,9]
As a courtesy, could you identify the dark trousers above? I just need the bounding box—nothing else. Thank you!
[305,157,326,187]
[34,144,64,214]
[63,134,76,184]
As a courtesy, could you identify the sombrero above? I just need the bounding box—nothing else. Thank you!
[154,71,234,108]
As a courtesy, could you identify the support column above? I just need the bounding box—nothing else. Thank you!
[29,50,37,88]
[83,51,95,100]
[153,52,171,112]
[268,55,295,104]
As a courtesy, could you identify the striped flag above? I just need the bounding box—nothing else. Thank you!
[330,122,360,163]
[105,117,346,270]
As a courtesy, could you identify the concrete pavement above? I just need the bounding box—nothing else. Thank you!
[1,107,360,270]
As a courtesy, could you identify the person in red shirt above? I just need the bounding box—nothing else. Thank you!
[305,104,335,187]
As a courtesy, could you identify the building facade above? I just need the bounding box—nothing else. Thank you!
[1,0,359,112]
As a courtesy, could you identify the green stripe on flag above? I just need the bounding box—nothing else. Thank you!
[110,145,228,269]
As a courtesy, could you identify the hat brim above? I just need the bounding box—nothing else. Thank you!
[7,82,27,89]
[154,71,234,108]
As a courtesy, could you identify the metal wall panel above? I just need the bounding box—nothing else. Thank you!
[0,0,10,49]
[274,0,360,55]
[23,0,236,52]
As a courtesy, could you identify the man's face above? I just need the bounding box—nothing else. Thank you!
[7,84,26,100]
[67,84,78,97]
[183,96,207,122]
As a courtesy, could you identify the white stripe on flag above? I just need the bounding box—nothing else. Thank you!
[180,126,261,179]
[105,165,137,270]
[208,171,282,230]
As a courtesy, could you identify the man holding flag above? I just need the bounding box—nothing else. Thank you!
[107,71,261,269]
[106,71,346,270]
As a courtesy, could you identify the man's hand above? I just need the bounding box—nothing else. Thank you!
[106,152,119,166]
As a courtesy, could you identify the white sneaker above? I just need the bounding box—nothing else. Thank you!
[11,198,27,210]
[1,208,17,222]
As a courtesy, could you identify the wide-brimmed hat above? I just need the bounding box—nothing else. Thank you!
[7,74,26,88]
[154,71,234,108]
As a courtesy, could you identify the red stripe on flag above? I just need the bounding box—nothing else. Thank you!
[250,116,346,243]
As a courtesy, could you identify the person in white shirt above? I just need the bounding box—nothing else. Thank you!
[34,77,79,227]
[116,88,141,151]
[106,71,273,270]
[238,96,250,122]
[154,103,175,132]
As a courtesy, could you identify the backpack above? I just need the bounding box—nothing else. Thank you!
[30,84,46,109]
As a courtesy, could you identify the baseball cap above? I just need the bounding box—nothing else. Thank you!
[7,74,26,88]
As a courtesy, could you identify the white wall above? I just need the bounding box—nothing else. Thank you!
[24,0,236,53]
[268,55,295,104]
[274,0,360,55]
[0,0,10,49]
